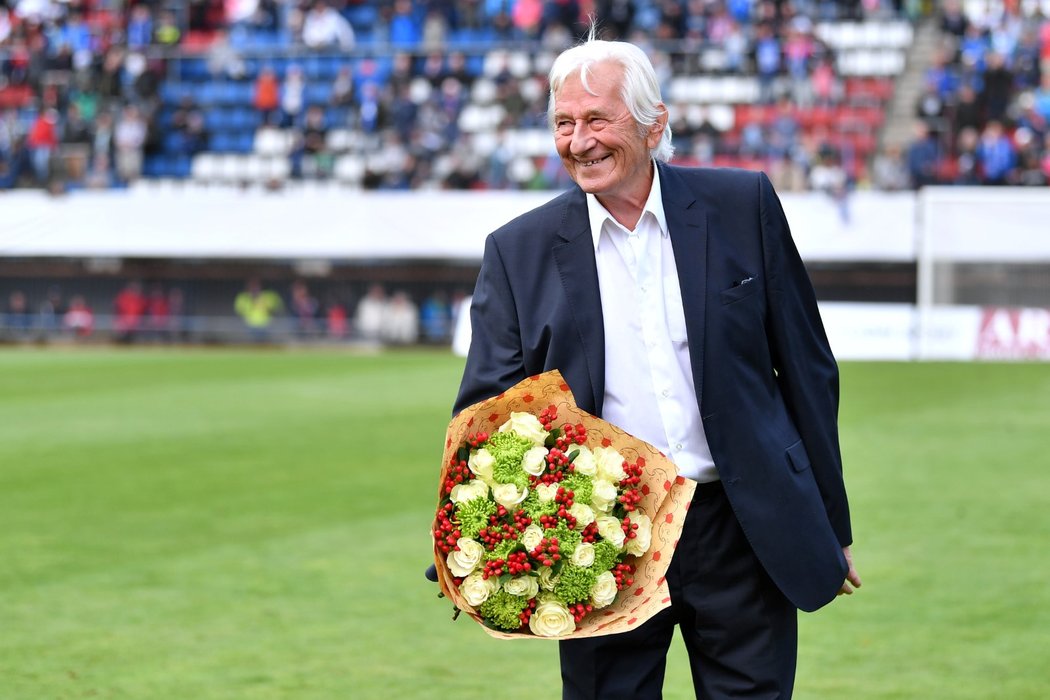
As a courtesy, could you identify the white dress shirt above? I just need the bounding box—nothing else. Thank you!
[587,165,717,483]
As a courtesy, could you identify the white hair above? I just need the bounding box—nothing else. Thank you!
[547,32,674,162]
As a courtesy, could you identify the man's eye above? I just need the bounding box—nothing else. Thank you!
[590,119,607,129]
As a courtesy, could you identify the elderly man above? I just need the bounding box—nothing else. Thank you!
[449,33,861,700]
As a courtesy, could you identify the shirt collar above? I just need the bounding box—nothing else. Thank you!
[585,161,667,252]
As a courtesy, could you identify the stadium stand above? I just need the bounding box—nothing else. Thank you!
[0,0,972,196]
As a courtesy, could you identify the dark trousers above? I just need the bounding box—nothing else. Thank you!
[559,482,798,700]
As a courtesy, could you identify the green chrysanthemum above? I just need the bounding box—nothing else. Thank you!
[591,540,621,573]
[479,589,529,630]
[486,431,533,488]
[522,489,558,520]
[544,521,582,558]
[553,564,599,605]
[455,497,497,539]
[560,472,594,505]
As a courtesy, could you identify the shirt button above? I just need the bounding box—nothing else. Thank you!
[675,443,683,451]
[661,389,670,397]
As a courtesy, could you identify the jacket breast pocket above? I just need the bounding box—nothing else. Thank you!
[720,277,760,305]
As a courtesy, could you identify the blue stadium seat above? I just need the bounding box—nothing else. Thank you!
[156,108,176,130]
[171,155,192,178]
[229,107,260,130]
[305,83,333,106]
[302,55,326,81]
[270,56,291,78]
[243,57,261,79]
[204,108,231,132]
[197,82,223,106]
[160,82,193,105]
[209,132,233,152]
[142,155,164,177]
[345,4,377,32]
[326,107,351,127]
[162,131,189,154]
[230,132,254,153]
[178,57,210,82]
[231,81,254,105]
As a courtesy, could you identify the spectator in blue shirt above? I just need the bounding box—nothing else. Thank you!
[126,5,154,50]
[906,120,940,188]
[976,120,1016,185]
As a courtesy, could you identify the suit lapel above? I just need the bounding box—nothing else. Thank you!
[552,187,605,415]
[660,163,709,411]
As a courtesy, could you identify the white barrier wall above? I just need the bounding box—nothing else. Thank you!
[818,302,914,361]
[3,186,1048,361]
[453,301,1050,361]
[819,303,1050,361]
[0,186,916,261]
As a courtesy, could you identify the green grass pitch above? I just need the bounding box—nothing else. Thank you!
[1,349,1047,699]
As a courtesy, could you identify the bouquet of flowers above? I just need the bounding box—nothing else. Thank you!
[432,370,696,639]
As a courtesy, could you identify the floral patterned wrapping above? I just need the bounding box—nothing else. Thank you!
[433,370,697,639]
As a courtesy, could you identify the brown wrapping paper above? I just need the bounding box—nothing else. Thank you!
[433,370,697,639]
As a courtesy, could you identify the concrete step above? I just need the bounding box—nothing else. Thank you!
[879,18,944,152]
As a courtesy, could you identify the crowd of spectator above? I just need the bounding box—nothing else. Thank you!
[0,280,186,342]
[3,0,923,194]
[900,0,1050,187]
[6,0,1049,194]
[0,277,463,345]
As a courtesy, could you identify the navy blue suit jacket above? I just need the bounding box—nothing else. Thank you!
[454,163,851,612]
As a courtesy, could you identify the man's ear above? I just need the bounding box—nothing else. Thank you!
[648,103,669,147]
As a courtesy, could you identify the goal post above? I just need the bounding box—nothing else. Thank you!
[917,187,1050,360]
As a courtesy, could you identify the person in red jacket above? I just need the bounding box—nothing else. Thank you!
[26,109,59,185]
[253,67,280,126]
[114,281,148,343]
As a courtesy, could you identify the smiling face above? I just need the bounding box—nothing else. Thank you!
[553,61,666,214]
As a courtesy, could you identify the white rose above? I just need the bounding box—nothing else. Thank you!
[521,445,549,476]
[595,515,626,550]
[492,482,528,509]
[594,446,627,483]
[570,445,597,476]
[449,478,489,505]
[571,542,596,568]
[590,479,619,513]
[568,502,596,529]
[447,538,485,577]
[467,448,495,480]
[537,566,559,591]
[521,524,545,552]
[498,412,549,445]
[535,482,558,503]
[589,571,618,609]
[529,599,576,637]
[459,572,498,607]
[624,512,653,557]
[504,575,540,599]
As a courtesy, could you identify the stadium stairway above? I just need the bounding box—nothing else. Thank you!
[880,17,943,152]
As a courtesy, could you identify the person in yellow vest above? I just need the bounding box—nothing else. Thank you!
[234,279,284,342]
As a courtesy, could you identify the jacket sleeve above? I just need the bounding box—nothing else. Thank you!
[758,172,852,547]
[453,233,528,415]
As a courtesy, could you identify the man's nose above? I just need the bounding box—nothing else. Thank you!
[569,122,594,155]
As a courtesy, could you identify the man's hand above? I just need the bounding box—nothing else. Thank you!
[837,545,862,596]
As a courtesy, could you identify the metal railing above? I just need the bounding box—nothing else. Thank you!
[0,313,438,347]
